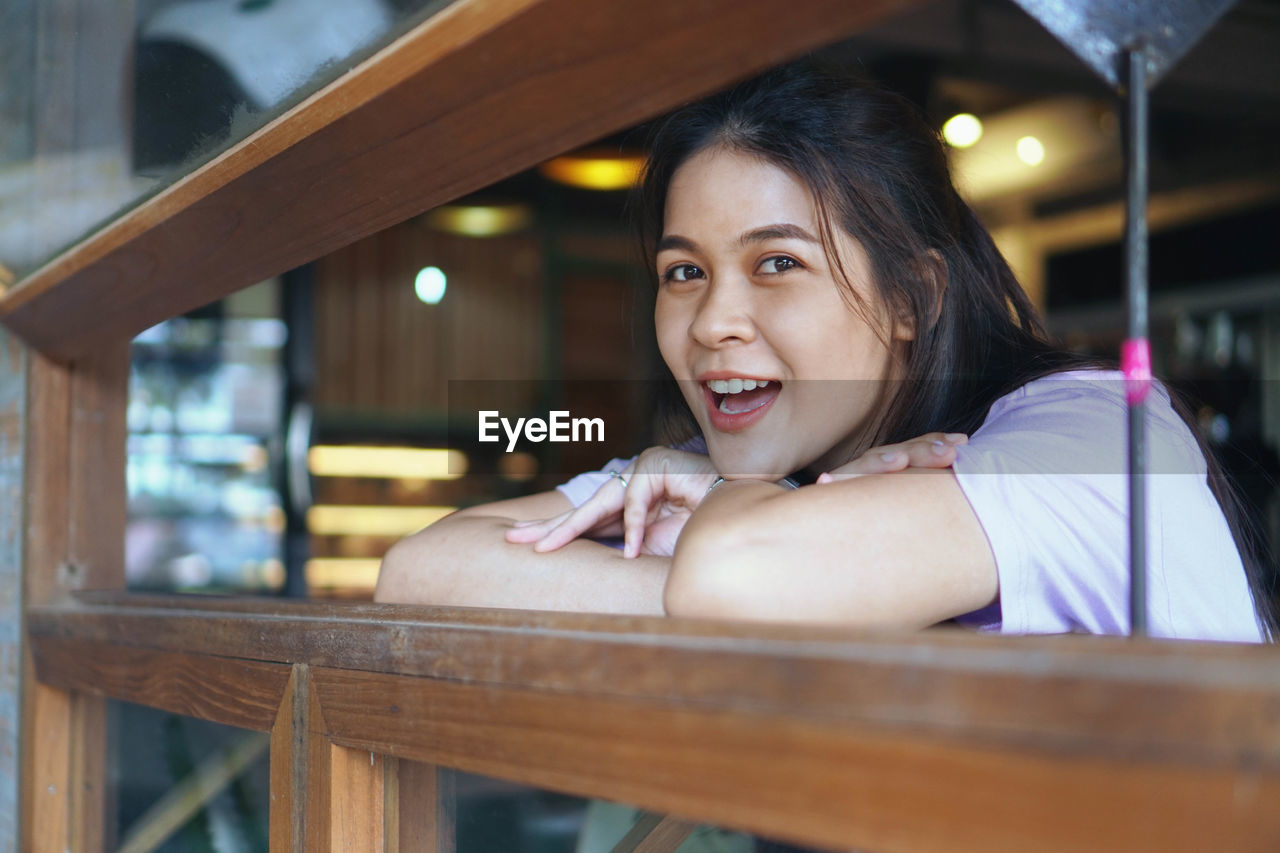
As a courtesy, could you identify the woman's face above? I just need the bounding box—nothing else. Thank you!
[654,145,905,479]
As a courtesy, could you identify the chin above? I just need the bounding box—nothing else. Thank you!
[705,441,799,481]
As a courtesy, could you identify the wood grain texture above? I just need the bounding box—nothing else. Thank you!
[66,342,127,591]
[21,344,127,852]
[271,664,328,853]
[314,667,1280,853]
[330,744,391,851]
[312,223,543,415]
[26,595,1280,848]
[31,635,290,732]
[27,595,1280,771]
[27,683,71,853]
[395,760,455,853]
[0,0,921,361]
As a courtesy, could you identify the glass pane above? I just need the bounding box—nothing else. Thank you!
[0,0,454,284]
[127,279,288,593]
[112,699,270,853]
[451,768,823,853]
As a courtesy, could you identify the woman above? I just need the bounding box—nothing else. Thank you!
[377,64,1273,642]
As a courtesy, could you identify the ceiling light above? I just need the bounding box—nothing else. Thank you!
[415,266,446,304]
[425,203,532,237]
[308,445,466,479]
[1017,135,1046,166]
[539,150,645,191]
[942,113,983,148]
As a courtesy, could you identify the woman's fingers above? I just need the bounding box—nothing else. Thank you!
[509,448,719,557]
[513,471,631,552]
[621,470,666,559]
[504,510,571,543]
[530,499,618,552]
[818,432,968,482]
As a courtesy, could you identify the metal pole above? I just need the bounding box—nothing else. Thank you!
[1123,48,1150,637]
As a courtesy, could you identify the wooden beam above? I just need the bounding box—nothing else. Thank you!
[329,745,392,851]
[20,345,128,852]
[270,664,328,853]
[268,664,453,853]
[314,667,1280,853]
[0,0,921,362]
[27,596,1280,770]
[31,637,291,732]
[25,596,1280,850]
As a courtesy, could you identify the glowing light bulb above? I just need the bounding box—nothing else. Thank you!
[415,266,446,304]
[942,113,983,148]
[1016,135,1045,166]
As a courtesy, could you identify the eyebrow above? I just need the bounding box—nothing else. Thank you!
[656,223,820,255]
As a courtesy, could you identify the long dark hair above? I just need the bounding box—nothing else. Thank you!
[632,62,1277,638]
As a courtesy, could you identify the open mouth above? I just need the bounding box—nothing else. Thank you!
[703,378,781,430]
[708,378,777,413]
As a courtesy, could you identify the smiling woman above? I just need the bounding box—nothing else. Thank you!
[375,63,1274,643]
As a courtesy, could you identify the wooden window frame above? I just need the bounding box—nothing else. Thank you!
[3,0,1280,850]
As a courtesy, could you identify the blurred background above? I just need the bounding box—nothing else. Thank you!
[3,0,1280,850]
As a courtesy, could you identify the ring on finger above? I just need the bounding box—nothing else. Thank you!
[609,469,629,488]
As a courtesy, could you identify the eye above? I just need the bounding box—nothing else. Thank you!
[661,263,704,284]
[758,255,800,275]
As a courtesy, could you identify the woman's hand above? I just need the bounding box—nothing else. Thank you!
[815,432,967,483]
[505,447,720,558]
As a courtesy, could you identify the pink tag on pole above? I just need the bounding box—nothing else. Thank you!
[1122,338,1152,405]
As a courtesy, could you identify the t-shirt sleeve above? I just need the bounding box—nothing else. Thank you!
[951,373,1260,641]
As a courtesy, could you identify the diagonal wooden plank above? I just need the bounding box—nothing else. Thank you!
[610,812,698,853]
[116,732,269,853]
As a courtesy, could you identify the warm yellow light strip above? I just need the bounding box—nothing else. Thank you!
[305,558,382,590]
[306,505,455,536]
[307,446,466,479]
[426,204,533,237]
[539,154,645,191]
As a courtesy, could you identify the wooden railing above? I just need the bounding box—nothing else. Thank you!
[24,592,1280,851]
[7,0,1280,850]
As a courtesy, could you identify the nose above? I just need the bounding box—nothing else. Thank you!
[688,275,756,348]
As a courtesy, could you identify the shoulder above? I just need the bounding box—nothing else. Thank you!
[952,369,1260,641]
[964,369,1202,476]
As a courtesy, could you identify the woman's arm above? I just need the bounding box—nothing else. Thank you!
[665,469,997,628]
[374,490,670,614]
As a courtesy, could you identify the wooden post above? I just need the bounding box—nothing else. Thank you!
[20,342,128,852]
[269,663,457,852]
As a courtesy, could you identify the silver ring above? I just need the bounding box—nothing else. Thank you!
[609,469,629,488]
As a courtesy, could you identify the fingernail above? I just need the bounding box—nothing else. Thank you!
[880,451,902,463]
[816,472,833,484]
[931,440,949,455]
[944,433,967,443]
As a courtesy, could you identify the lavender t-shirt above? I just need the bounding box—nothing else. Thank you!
[558,371,1263,642]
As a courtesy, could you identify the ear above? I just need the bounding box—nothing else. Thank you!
[892,249,948,342]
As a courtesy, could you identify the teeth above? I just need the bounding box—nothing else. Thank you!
[707,378,770,394]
